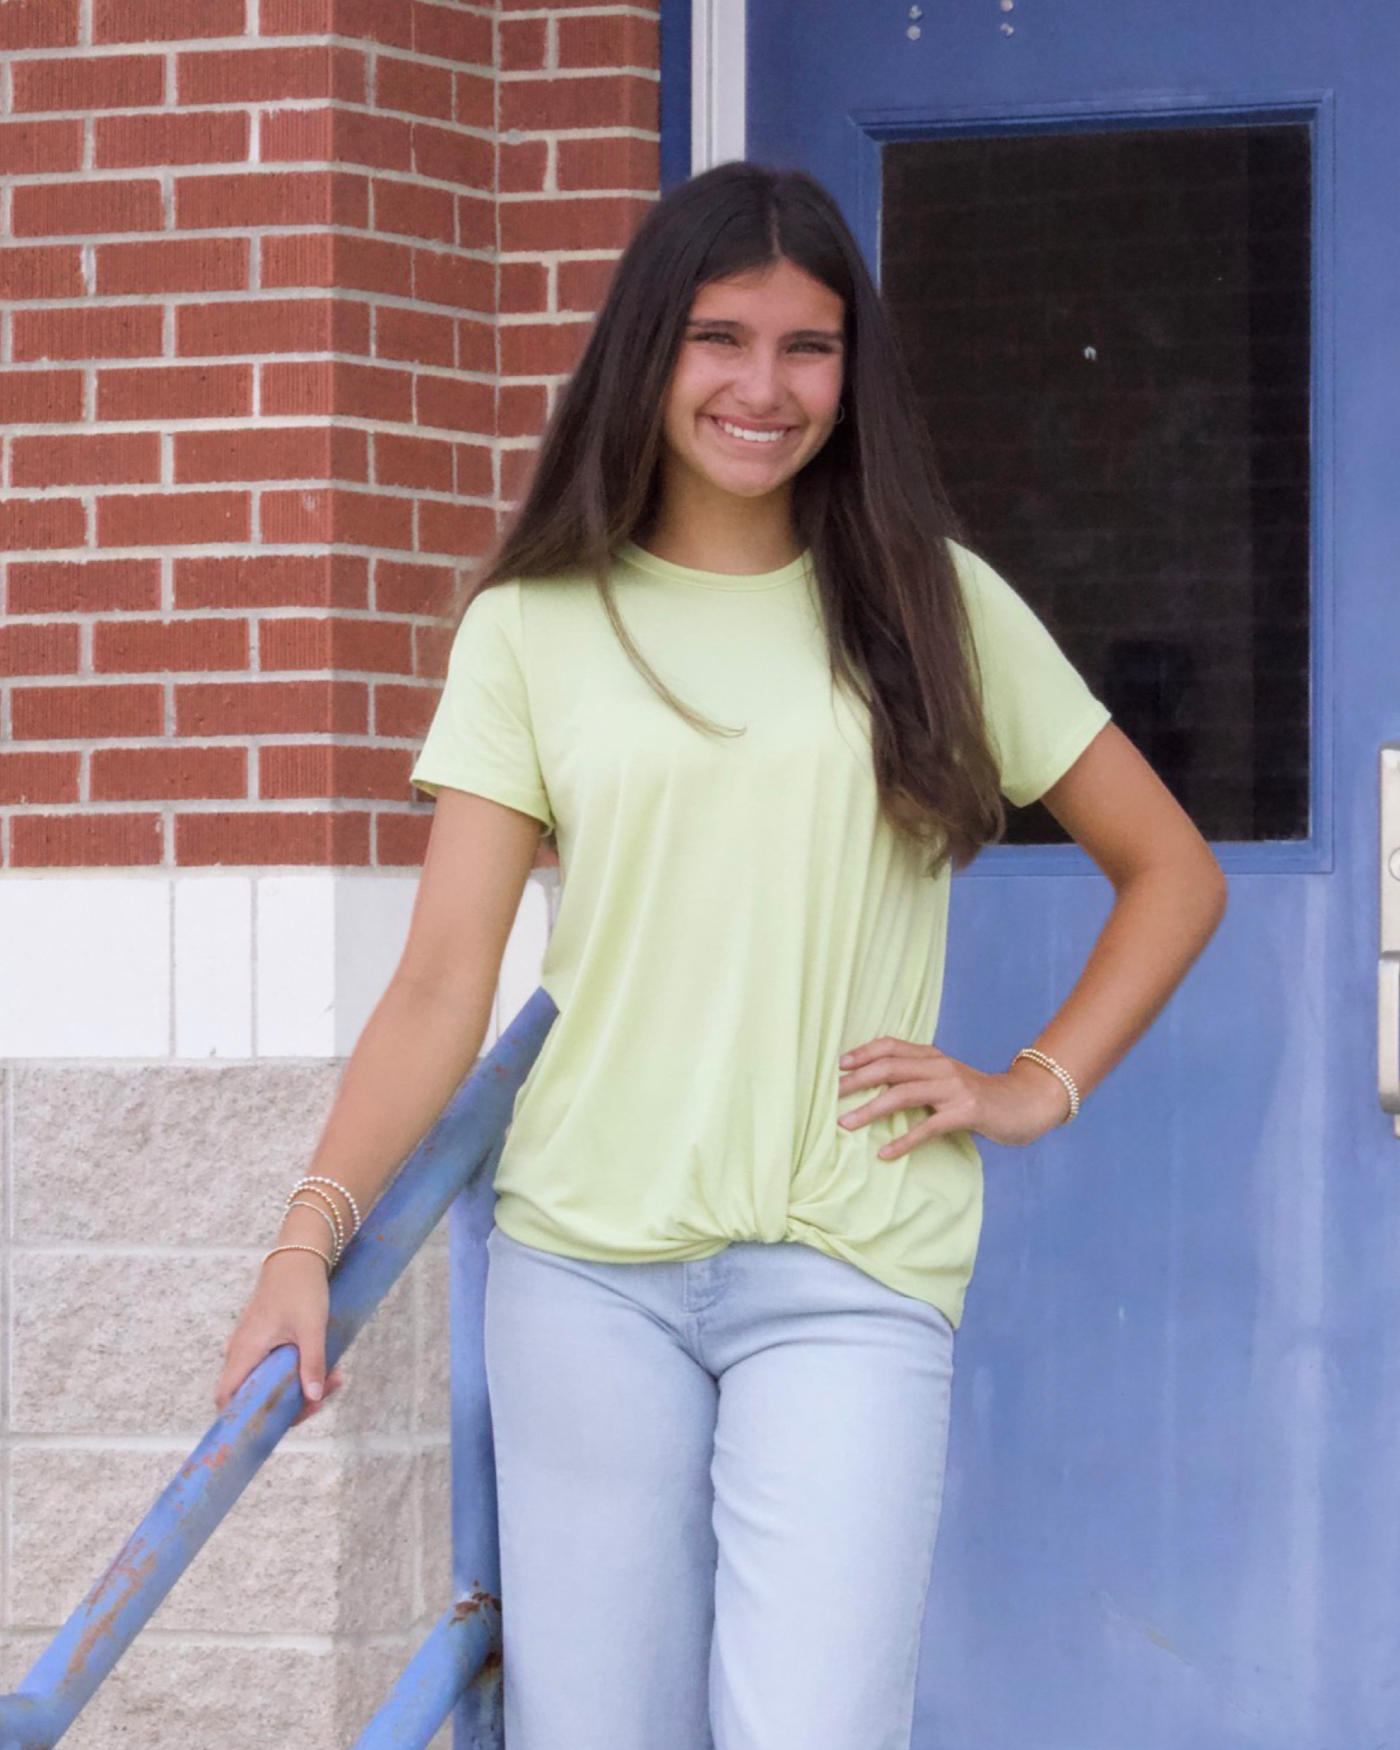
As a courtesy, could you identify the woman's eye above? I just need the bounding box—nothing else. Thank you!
[687,332,838,354]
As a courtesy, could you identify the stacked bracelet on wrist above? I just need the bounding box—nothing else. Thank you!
[1011,1047,1082,1124]
[262,1175,363,1278]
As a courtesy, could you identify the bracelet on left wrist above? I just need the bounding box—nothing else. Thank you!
[1009,1047,1081,1124]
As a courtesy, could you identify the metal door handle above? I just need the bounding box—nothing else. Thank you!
[1382,746,1400,1137]
[1381,953,1400,1136]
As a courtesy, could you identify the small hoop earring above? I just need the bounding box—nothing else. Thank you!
[834,404,846,425]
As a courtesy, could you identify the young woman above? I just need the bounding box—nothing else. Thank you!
[215,162,1227,1749]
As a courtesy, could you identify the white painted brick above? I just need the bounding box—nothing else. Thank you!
[174,876,254,1059]
[0,878,171,1060]
[255,874,336,1058]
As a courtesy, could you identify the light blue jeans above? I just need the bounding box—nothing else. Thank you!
[482,1224,956,1750]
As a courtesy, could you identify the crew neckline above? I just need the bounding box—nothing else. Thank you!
[618,538,812,592]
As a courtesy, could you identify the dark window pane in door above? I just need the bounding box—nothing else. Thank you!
[882,125,1312,843]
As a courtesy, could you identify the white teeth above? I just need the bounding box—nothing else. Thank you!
[714,418,786,445]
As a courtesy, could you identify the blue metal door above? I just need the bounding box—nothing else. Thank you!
[738,5,1400,1746]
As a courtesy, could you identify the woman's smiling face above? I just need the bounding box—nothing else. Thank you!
[659,257,847,504]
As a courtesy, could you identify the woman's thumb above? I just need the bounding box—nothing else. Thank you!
[299,1334,326,1402]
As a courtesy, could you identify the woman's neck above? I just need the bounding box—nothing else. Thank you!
[639,480,802,576]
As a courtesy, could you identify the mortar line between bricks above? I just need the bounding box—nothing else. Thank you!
[0,1626,448,1651]
[0,251,614,290]
[5,353,507,382]
[0,861,433,884]
[0,541,530,560]
[7,1418,448,1449]
[6,476,518,504]
[4,108,657,141]
[3,101,500,139]
[0,89,654,124]
[5,293,601,324]
[1,39,508,76]
[2,800,430,817]
[3,733,431,750]
[13,165,507,198]
[8,174,655,203]
[2,478,497,498]
[482,4,659,17]
[6,1426,450,1449]
[3,607,445,627]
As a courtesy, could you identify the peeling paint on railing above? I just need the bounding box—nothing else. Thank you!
[0,989,558,1750]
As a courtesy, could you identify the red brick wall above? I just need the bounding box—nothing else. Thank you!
[1,0,659,870]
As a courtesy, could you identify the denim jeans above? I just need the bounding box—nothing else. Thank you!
[483,1223,956,1750]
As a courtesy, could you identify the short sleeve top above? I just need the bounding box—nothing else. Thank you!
[411,538,1110,1325]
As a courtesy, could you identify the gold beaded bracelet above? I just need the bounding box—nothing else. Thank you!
[292,1174,362,1238]
[262,1242,333,1279]
[287,1183,345,1258]
[1011,1047,1081,1123]
[286,1197,343,1266]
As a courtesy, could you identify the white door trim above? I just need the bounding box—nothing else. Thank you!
[691,0,747,170]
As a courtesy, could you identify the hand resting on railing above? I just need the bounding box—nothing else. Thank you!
[214,1250,348,1427]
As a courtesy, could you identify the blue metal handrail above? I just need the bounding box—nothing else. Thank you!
[0,988,558,1750]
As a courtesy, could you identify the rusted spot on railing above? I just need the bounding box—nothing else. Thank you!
[186,1442,231,1474]
[471,1643,504,1692]
[181,1375,291,1479]
[451,1592,501,1622]
[63,1541,158,1681]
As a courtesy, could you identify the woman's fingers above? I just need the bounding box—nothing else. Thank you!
[289,1362,348,1428]
[839,1047,956,1108]
[874,1108,970,1160]
[296,1321,326,1406]
[836,1038,980,1151]
[836,1035,1070,1152]
[840,1078,943,1130]
[838,1052,939,1099]
[839,1035,940,1071]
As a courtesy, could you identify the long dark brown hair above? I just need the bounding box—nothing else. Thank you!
[465,160,1006,872]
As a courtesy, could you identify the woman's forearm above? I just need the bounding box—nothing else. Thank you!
[1019,849,1227,1106]
[272,971,496,1258]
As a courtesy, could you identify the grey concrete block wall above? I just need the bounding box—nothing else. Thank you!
[1,1065,459,1749]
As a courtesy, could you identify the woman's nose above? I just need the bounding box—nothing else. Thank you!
[732,348,783,410]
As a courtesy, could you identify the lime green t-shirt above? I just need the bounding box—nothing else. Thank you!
[410,538,1110,1326]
